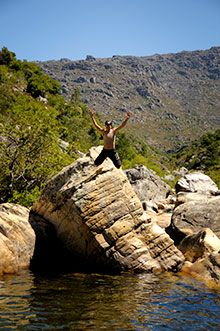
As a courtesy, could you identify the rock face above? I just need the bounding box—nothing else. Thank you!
[166,196,220,245]
[124,165,171,204]
[175,172,219,193]
[31,146,184,273]
[0,203,35,275]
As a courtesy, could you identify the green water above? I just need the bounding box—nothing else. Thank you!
[0,269,220,330]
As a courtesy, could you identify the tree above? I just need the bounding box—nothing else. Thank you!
[0,96,73,205]
[26,74,60,98]
[71,88,81,105]
[22,60,43,79]
[0,47,16,66]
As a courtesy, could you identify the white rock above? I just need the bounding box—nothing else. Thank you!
[175,172,218,193]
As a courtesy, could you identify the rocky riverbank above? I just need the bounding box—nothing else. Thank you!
[0,146,220,288]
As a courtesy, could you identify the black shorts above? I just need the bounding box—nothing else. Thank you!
[94,148,121,168]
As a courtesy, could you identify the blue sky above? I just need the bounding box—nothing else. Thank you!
[1,0,220,62]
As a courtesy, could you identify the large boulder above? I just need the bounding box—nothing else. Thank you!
[124,165,171,204]
[166,196,220,244]
[0,203,35,275]
[175,172,219,193]
[31,146,184,273]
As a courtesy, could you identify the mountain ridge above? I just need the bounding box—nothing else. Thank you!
[35,46,220,152]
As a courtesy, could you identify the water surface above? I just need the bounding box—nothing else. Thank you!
[0,269,220,330]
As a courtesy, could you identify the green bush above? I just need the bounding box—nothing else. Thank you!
[8,187,41,207]
[0,47,16,66]
[27,74,60,98]
[0,96,73,205]
[0,65,8,83]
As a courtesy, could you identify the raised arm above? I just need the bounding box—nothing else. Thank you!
[88,108,104,132]
[114,111,132,132]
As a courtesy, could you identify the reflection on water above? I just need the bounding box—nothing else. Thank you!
[0,269,220,330]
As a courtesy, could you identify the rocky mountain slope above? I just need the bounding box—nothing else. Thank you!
[36,47,220,152]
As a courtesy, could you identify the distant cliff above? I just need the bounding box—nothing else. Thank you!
[36,47,220,152]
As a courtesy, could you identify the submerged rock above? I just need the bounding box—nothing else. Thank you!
[0,203,35,275]
[31,146,184,273]
[182,252,220,286]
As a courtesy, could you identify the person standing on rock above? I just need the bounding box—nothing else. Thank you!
[88,108,131,168]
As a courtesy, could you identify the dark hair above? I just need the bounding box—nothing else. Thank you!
[105,120,112,126]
